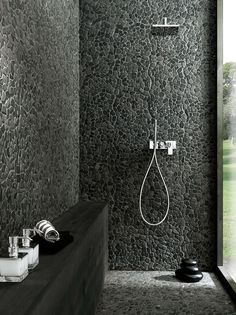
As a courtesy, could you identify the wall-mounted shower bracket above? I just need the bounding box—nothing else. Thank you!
[149,140,176,155]
[152,17,179,28]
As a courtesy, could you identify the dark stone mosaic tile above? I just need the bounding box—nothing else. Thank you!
[0,0,80,251]
[80,0,217,270]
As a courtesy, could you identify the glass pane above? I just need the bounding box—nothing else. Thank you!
[223,0,236,281]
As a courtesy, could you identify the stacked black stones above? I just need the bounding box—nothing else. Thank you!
[175,258,203,283]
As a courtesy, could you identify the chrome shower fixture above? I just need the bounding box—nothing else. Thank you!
[139,119,171,226]
[149,140,176,155]
[152,17,179,29]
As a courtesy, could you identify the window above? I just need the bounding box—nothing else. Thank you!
[218,0,236,293]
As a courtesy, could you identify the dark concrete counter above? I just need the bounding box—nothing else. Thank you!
[0,201,108,315]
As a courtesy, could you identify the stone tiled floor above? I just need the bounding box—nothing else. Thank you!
[96,271,236,315]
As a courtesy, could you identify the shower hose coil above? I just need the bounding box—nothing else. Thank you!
[139,119,170,226]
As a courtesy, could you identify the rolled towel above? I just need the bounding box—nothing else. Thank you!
[35,220,60,243]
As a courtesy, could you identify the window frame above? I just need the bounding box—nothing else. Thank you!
[217,0,236,298]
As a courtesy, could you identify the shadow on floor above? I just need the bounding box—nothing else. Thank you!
[153,274,178,282]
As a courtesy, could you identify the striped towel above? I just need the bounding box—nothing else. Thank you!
[35,220,60,243]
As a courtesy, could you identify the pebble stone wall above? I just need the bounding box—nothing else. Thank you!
[80,0,217,270]
[0,0,80,252]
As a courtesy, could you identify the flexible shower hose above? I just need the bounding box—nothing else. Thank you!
[139,119,170,226]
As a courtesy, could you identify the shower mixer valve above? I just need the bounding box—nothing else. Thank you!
[149,140,176,155]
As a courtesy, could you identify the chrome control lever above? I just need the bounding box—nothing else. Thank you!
[149,140,176,155]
